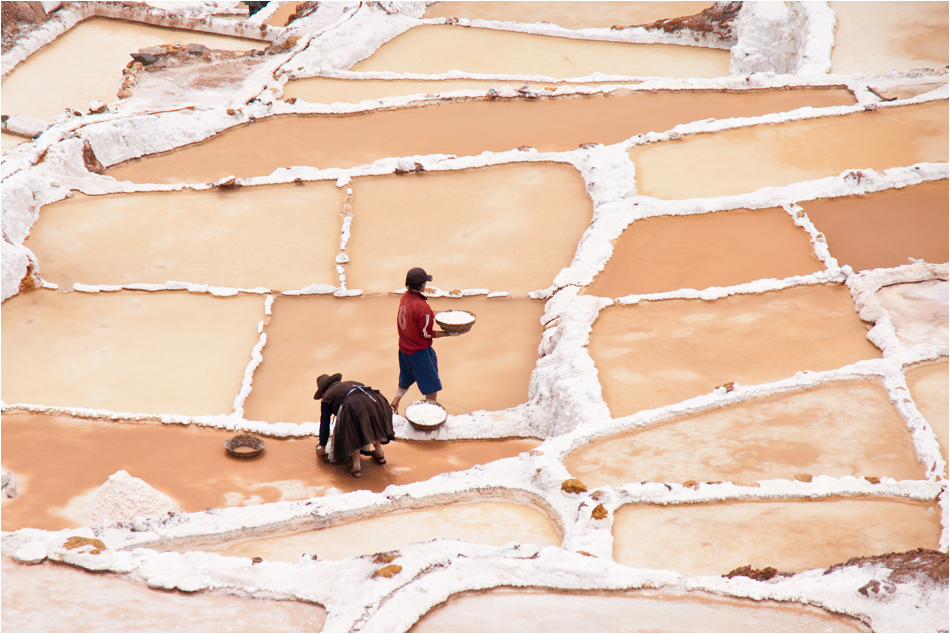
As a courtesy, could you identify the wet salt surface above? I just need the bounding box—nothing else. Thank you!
[1,557,329,632]
[105,88,855,184]
[829,1,949,75]
[803,180,949,272]
[613,498,942,576]
[589,284,882,418]
[584,207,823,298]
[0,17,264,122]
[26,183,345,290]
[345,163,592,295]
[905,361,950,469]
[181,500,562,562]
[629,101,949,199]
[0,412,539,532]
[242,295,544,422]
[565,380,925,486]
[0,291,262,417]
[409,586,869,633]
[352,25,731,79]
[876,281,949,347]
[423,1,717,31]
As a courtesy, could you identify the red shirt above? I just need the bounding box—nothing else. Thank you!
[397,290,435,354]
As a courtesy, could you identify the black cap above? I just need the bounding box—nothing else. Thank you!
[406,267,433,286]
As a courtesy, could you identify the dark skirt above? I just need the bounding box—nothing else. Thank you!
[330,386,395,461]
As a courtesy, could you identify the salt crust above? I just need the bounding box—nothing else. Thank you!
[78,470,180,526]
[1,2,948,631]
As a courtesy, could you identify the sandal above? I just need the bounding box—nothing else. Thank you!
[349,467,362,478]
[372,452,387,466]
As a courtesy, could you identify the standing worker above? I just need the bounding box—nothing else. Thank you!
[390,267,460,413]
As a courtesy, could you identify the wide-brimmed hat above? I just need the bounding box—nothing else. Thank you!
[313,373,342,399]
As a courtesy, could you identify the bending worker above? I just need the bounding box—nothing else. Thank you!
[390,267,460,413]
[314,373,394,478]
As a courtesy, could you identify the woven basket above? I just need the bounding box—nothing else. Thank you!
[434,310,476,334]
[225,434,265,458]
[405,400,447,430]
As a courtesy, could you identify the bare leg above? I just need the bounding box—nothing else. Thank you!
[349,451,362,477]
[391,386,407,412]
[423,392,438,402]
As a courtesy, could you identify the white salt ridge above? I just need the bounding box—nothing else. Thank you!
[435,310,475,325]
[405,401,447,426]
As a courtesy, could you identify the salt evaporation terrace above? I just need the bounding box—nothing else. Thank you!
[1,1,948,631]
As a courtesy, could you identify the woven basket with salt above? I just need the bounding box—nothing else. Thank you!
[434,310,476,334]
[405,400,448,430]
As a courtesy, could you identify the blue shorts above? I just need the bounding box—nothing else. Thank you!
[398,347,442,395]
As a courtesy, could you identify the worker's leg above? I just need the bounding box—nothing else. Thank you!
[391,386,407,412]
[423,391,438,402]
[349,450,362,477]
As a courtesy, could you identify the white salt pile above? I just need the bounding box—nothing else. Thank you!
[405,400,448,427]
[435,310,476,325]
[82,470,180,525]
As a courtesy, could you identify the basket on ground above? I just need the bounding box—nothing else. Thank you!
[405,399,448,430]
[225,434,265,458]
[434,310,476,334]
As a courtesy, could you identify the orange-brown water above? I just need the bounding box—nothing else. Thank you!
[345,163,592,295]
[106,88,855,184]
[0,291,263,417]
[802,180,949,271]
[189,500,562,562]
[1,558,328,633]
[26,183,345,290]
[588,284,882,417]
[905,360,950,469]
[584,207,823,298]
[410,586,869,633]
[0,412,540,532]
[242,295,545,422]
[0,18,265,122]
[564,380,924,486]
[829,2,950,75]
[424,2,717,30]
[613,498,942,576]
[351,25,731,79]
[629,101,949,199]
